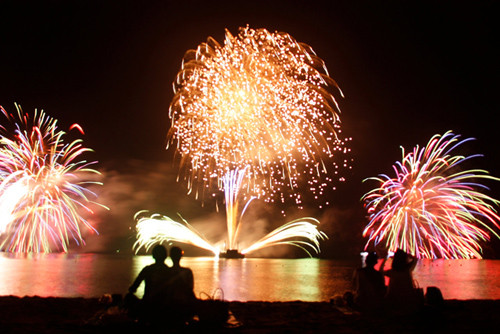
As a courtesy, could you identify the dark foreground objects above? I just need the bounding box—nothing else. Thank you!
[381,249,422,314]
[167,246,198,326]
[126,245,229,329]
[1,296,500,333]
[127,245,171,324]
[220,249,245,258]
[352,252,386,311]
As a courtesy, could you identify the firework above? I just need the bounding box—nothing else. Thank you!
[222,167,256,249]
[133,211,220,256]
[0,104,104,252]
[240,217,327,256]
[133,212,326,257]
[166,26,349,252]
[362,131,500,259]
[169,26,347,203]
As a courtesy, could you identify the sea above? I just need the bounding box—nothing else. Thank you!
[1,253,500,301]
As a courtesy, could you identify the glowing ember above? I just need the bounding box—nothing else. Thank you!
[0,104,105,252]
[362,131,500,259]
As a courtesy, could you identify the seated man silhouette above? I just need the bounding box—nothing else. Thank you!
[128,244,172,323]
[353,251,386,312]
[167,246,197,324]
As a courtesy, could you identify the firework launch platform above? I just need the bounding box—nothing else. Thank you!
[220,249,245,258]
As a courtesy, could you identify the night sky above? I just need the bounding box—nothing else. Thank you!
[1,1,499,257]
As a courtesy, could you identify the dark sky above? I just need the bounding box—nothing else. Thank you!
[1,1,499,257]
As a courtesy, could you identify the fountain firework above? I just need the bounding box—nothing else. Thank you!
[133,213,327,257]
[133,211,220,255]
[157,26,349,255]
[362,131,500,259]
[0,104,105,252]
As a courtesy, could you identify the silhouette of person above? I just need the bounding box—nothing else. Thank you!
[353,251,386,311]
[127,244,172,323]
[167,246,197,323]
[381,248,420,313]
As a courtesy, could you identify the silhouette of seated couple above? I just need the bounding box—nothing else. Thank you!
[353,248,424,314]
[127,245,196,326]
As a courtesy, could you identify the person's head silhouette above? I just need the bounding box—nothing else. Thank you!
[170,246,184,266]
[392,249,409,271]
[365,252,378,268]
[152,245,167,263]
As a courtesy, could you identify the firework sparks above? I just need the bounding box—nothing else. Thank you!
[223,167,256,249]
[164,26,349,253]
[168,26,348,204]
[132,212,326,257]
[0,104,105,253]
[133,211,220,256]
[240,217,327,256]
[362,131,500,259]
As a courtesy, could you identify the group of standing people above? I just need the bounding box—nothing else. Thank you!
[127,245,196,326]
[353,248,422,314]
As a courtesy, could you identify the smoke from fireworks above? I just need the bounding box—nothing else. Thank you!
[0,104,105,252]
[161,26,350,253]
[362,131,500,259]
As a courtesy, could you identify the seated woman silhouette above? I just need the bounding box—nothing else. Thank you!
[381,249,420,313]
[353,251,386,311]
[128,245,172,322]
[167,246,197,323]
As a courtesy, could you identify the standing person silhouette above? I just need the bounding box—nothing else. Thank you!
[127,244,172,324]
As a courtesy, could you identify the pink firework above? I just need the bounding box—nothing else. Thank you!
[362,131,500,259]
[0,104,105,252]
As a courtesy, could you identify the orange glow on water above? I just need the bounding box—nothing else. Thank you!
[1,255,500,301]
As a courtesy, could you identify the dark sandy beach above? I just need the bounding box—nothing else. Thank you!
[1,296,500,333]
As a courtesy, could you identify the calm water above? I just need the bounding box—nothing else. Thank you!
[1,253,500,301]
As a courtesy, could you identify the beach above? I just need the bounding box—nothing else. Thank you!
[1,296,500,333]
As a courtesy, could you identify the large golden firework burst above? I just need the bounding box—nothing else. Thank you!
[168,26,349,207]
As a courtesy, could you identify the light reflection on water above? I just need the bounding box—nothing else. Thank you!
[414,259,500,300]
[1,253,499,301]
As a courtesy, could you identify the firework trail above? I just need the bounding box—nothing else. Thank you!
[133,211,220,256]
[165,26,349,252]
[222,167,256,249]
[362,131,500,259]
[240,217,327,256]
[132,212,326,257]
[0,104,104,252]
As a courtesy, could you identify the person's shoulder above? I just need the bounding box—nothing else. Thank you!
[144,263,167,271]
[143,263,156,270]
[179,266,193,274]
[137,264,154,275]
[175,267,193,279]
